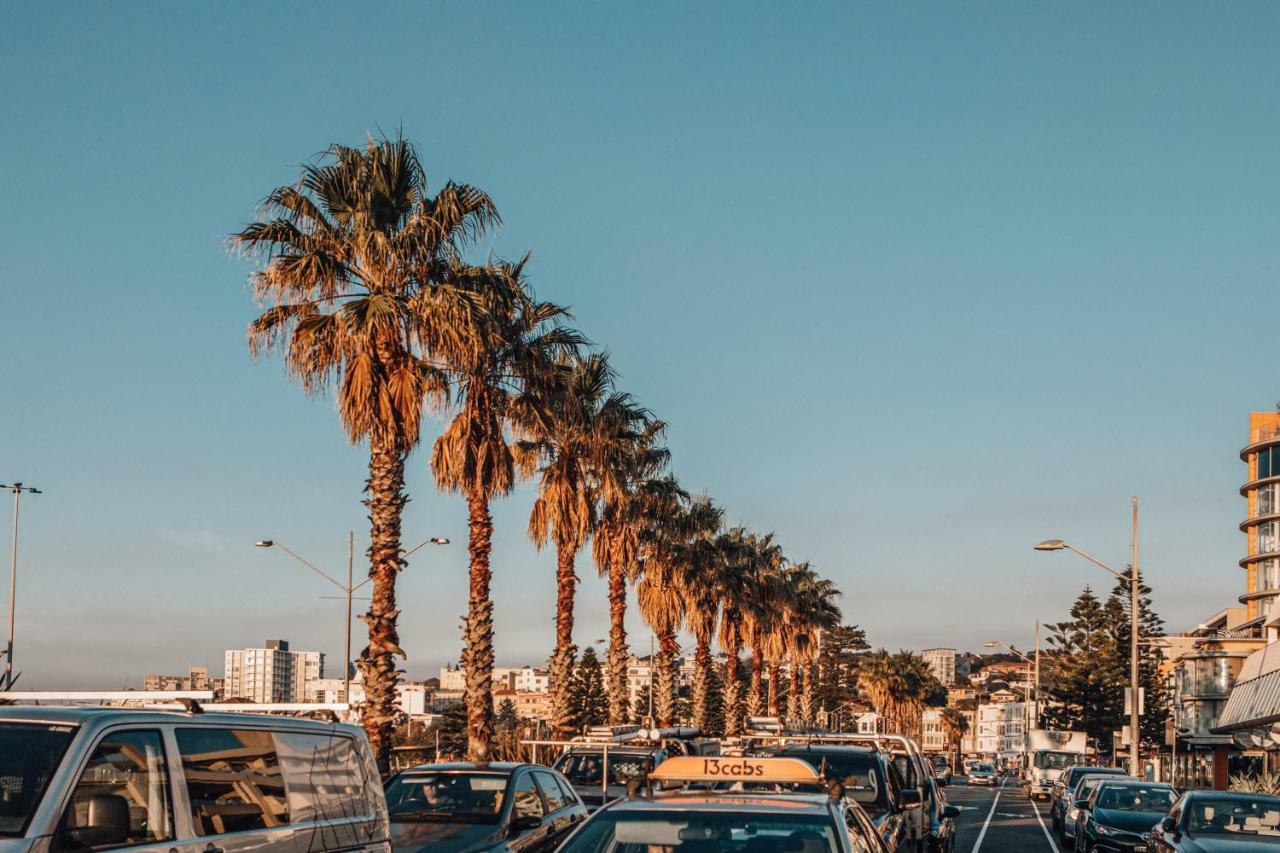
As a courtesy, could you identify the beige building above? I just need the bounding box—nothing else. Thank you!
[922,648,957,686]
[223,639,325,702]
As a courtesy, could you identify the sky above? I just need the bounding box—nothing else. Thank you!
[2,2,1279,688]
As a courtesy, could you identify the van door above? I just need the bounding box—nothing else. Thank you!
[171,729,294,853]
[53,728,177,853]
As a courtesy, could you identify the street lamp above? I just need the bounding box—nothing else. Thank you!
[255,533,449,700]
[0,483,41,691]
[1035,496,1142,775]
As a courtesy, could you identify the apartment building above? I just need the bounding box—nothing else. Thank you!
[976,701,1028,759]
[223,639,325,703]
[142,666,223,694]
[922,648,957,686]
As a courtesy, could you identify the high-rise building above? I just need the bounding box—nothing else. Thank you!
[1242,411,1280,621]
[922,648,957,686]
[223,639,325,703]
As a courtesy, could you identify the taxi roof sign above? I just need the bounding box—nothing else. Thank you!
[649,756,822,784]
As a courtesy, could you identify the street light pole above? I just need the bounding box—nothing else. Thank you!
[256,533,449,702]
[1,482,41,691]
[1035,495,1142,776]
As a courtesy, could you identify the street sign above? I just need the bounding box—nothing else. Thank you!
[1124,687,1145,716]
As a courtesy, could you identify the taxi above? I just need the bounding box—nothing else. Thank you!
[552,755,889,853]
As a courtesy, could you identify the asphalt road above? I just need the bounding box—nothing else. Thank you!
[946,776,1063,853]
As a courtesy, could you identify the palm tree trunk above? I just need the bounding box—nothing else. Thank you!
[692,636,712,730]
[550,543,578,737]
[656,630,678,726]
[767,661,781,717]
[786,657,802,722]
[748,641,764,716]
[801,662,815,723]
[462,484,495,760]
[605,542,630,725]
[723,645,743,736]
[358,436,407,775]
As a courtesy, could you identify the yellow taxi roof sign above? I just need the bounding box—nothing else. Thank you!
[649,756,822,784]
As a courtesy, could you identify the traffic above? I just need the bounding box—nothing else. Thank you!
[4,705,1280,853]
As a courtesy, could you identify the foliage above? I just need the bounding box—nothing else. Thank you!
[1042,586,1127,750]
[569,646,608,729]
[1229,772,1280,795]
[814,625,871,716]
[1105,568,1170,748]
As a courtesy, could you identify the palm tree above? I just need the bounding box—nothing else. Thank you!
[716,528,769,735]
[940,706,970,768]
[671,497,725,731]
[517,353,634,736]
[234,136,498,770]
[430,259,581,759]
[635,480,690,726]
[592,419,670,725]
[743,546,786,717]
[857,649,897,728]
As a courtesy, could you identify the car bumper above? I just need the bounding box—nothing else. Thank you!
[970,777,993,785]
[1028,780,1054,798]
[1089,839,1146,853]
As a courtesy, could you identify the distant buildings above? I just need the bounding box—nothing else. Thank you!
[976,701,1028,759]
[142,666,224,695]
[922,648,957,686]
[439,665,549,694]
[223,639,325,702]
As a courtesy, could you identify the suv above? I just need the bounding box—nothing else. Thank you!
[0,706,388,853]
[776,745,915,852]
[1049,765,1129,834]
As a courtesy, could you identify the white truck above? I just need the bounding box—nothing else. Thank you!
[1025,728,1086,800]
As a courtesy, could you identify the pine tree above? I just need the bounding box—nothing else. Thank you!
[429,702,468,759]
[1106,568,1170,748]
[495,698,519,731]
[569,647,608,729]
[704,662,726,737]
[1042,586,1126,751]
[815,625,871,717]
[632,685,654,725]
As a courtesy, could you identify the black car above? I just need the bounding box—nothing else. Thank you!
[778,745,918,852]
[385,762,587,853]
[1052,766,1131,833]
[1074,780,1177,853]
[552,745,670,810]
[1146,790,1280,852]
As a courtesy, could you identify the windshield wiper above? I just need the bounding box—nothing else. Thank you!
[393,810,496,824]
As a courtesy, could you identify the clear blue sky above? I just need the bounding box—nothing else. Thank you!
[2,3,1278,687]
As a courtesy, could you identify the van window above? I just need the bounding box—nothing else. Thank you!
[533,772,568,812]
[62,730,173,851]
[273,732,373,822]
[0,723,75,838]
[175,729,289,835]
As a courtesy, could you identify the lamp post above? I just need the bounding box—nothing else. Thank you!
[255,533,449,700]
[1035,496,1142,775]
[1,483,41,691]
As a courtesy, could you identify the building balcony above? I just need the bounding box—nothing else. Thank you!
[1240,553,1280,569]
[1241,427,1280,461]
[1241,513,1280,532]
[1240,475,1280,497]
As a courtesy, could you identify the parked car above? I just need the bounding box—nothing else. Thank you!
[1145,790,1280,851]
[1059,773,1136,844]
[929,756,953,787]
[1051,765,1130,834]
[969,763,996,786]
[0,706,389,853]
[551,744,670,810]
[1074,780,1177,853]
[777,744,916,852]
[384,762,585,852]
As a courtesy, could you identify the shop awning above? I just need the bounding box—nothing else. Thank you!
[1213,642,1280,732]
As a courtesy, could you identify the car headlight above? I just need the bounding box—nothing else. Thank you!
[1095,824,1116,836]
[1068,808,1079,821]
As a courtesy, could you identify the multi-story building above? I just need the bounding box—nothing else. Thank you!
[439,665,550,694]
[921,709,946,752]
[142,666,222,694]
[922,649,957,686]
[1242,411,1280,621]
[976,701,1027,761]
[223,639,325,703]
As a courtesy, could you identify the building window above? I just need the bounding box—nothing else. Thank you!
[1260,447,1279,480]
[1259,484,1280,517]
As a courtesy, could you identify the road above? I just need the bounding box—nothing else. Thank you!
[946,776,1063,853]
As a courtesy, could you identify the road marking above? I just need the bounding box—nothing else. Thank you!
[1029,794,1062,853]
[970,776,1006,853]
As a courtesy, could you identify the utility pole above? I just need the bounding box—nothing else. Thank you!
[1034,620,1041,728]
[1131,496,1141,777]
[1,482,41,691]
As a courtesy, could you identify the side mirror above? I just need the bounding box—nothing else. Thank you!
[1074,799,1091,811]
[899,789,922,810]
[943,805,960,819]
[508,814,541,836]
[68,795,131,847]
[1160,816,1177,833]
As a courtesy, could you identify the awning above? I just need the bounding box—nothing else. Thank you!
[1213,643,1280,733]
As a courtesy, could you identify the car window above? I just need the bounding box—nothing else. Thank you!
[175,729,289,835]
[0,723,75,839]
[845,808,880,853]
[534,772,569,813]
[555,774,580,806]
[1187,797,1280,836]
[383,772,505,821]
[273,732,374,822]
[62,729,173,851]
[1095,785,1176,812]
[513,773,544,820]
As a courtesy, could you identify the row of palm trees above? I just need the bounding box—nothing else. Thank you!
[856,649,941,742]
[234,136,843,770]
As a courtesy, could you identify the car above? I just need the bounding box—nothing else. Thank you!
[969,763,996,786]
[1145,790,1280,851]
[776,744,918,852]
[1059,774,1136,844]
[384,761,585,853]
[1074,780,1177,853]
[551,744,671,810]
[0,705,389,853]
[929,756,953,787]
[1051,766,1131,834]
[553,755,889,853]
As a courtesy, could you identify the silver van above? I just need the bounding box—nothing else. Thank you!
[0,706,390,853]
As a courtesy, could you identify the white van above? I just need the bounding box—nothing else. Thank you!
[0,706,390,853]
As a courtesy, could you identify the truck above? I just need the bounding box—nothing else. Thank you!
[1024,728,1087,800]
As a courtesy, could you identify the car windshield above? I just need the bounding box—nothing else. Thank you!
[1187,798,1280,837]
[556,752,654,788]
[780,752,888,818]
[0,723,76,838]
[558,810,839,853]
[1095,785,1176,813]
[973,764,993,773]
[384,772,507,822]
[1035,752,1081,770]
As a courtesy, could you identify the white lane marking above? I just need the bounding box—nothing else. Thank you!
[1029,793,1062,853]
[970,776,1006,853]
